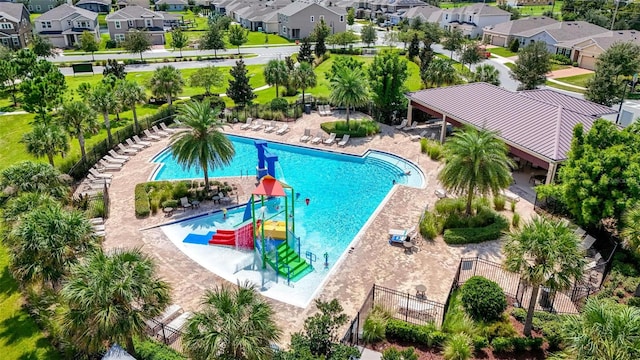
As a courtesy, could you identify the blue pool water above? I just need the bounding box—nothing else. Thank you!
[152,135,424,278]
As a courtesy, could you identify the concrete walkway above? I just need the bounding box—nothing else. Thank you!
[96,111,536,343]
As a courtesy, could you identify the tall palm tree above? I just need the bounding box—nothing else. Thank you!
[563,298,640,360]
[329,66,369,126]
[438,127,514,215]
[472,64,501,86]
[621,203,640,254]
[60,248,171,357]
[503,217,585,336]
[148,65,184,106]
[88,83,117,147]
[116,79,147,133]
[183,281,281,360]
[263,59,289,98]
[58,100,98,160]
[169,99,234,192]
[8,202,97,290]
[292,61,317,104]
[21,123,69,167]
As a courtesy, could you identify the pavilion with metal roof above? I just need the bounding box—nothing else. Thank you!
[405,83,617,184]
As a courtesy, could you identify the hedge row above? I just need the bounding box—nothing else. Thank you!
[491,336,543,353]
[135,183,150,218]
[320,120,380,138]
[443,215,509,244]
[385,319,447,348]
[135,339,187,360]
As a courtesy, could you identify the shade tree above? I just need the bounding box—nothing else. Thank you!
[148,65,184,106]
[228,25,248,54]
[510,41,551,90]
[189,66,224,96]
[122,30,152,61]
[368,51,408,124]
[79,31,100,61]
[227,59,256,107]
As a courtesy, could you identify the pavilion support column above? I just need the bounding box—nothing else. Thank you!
[546,162,558,184]
[406,103,413,126]
[440,113,447,144]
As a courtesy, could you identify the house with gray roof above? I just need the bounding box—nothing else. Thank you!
[35,4,99,48]
[155,0,188,12]
[512,21,609,53]
[76,0,111,13]
[0,2,30,49]
[278,0,346,40]
[105,5,166,45]
[115,0,150,10]
[395,4,442,24]
[22,0,72,14]
[555,30,640,70]
[483,16,559,47]
[351,0,426,22]
[231,0,290,33]
[440,3,511,38]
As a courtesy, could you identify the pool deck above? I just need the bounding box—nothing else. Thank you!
[99,111,536,342]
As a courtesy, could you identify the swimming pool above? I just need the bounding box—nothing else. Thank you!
[154,134,425,306]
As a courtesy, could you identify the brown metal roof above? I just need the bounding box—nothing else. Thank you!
[519,89,616,117]
[407,83,608,163]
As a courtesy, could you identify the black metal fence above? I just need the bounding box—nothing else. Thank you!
[146,318,185,352]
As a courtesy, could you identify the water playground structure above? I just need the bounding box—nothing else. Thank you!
[207,140,313,282]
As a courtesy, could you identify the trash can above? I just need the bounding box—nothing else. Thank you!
[539,287,552,308]
[304,104,311,114]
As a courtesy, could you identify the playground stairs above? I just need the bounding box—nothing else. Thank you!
[267,242,311,281]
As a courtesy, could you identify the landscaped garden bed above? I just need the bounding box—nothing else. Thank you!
[134,180,236,217]
[320,119,380,137]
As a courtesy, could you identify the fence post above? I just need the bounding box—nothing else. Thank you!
[405,292,409,322]
[161,323,167,344]
[473,257,478,277]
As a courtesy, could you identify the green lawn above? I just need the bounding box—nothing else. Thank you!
[504,62,516,71]
[553,73,593,87]
[439,1,563,16]
[545,80,586,93]
[29,13,41,22]
[98,14,107,28]
[166,30,291,50]
[488,47,517,58]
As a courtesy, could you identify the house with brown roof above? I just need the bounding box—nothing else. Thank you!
[405,83,617,184]
[35,4,99,48]
[555,30,640,70]
[483,16,559,47]
[0,2,31,49]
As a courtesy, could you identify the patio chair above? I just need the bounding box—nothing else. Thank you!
[160,122,179,133]
[403,122,417,131]
[179,197,193,210]
[338,134,350,147]
[410,130,428,141]
[264,121,276,133]
[324,105,333,116]
[108,149,130,161]
[146,304,183,334]
[102,155,127,165]
[92,224,105,232]
[300,128,312,142]
[87,174,112,184]
[89,168,113,179]
[240,118,253,130]
[132,136,151,147]
[83,181,109,191]
[126,138,147,150]
[318,105,327,116]
[143,129,162,141]
[395,119,408,130]
[250,119,263,131]
[323,133,337,145]
[574,227,587,238]
[434,188,447,198]
[580,235,597,252]
[89,217,104,225]
[311,132,323,144]
[118,143,140,154]
[152,125,170,137]
[275,123,289,135]
[157,312,192,343]
[99,159,123,171]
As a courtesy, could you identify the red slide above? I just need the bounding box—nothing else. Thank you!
[209,229,236,246]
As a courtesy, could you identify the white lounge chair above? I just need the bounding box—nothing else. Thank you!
[152,125,169,137]
[143,129,161,141]
[93,230,106,237]
[338,134,350,147]
[318,105,327,116]
[133,135,152,147]
[118,143,140,154]
[180,197,193,210]
[146,304,183,334]
[99,159,123,171]
[89,217,104,225]
[89,168,113,179]
[403,122,417,131]
[159,312,191,335]
[410,131,428,141]
[275,124,289,135]
[435,189,447,198]
[323,133,337,145]
[92,224,105,232]
[87,174,112,184]
[250,120,263,131]
[126,138,147,150]
[83,181,109,190]
[108,149,130,161]
[585,252,602,269]
[160,122,179,133]
[580,235,597,252]
[500,189,521,202]
[324,105,333,116]
[240,118,253,130]
[311,132,323,144]
[264,121,276,133]
[395,119,408,130]
[300,129,311,142]
[103,155,127,165]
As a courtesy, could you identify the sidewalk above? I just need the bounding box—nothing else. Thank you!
[491,52,589,90]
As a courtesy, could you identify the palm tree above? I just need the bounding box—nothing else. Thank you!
[472,64,501,86]
[148,65,184,106]
[58,100,98,160]
[422,58,458,88]
[621,204,640,254]
[0,161,70,199]
[437,127,514,215]
[329,66,369,126]
[169,99,235,192]
[8,202,97,290]
[503,217,585,336]
[88,82,117,147]
[60,248,171,357]
[292,62,317,104]
[562,298,640,360]
[2,192,57,225]
[183,281,281,360]
[22,123,69,167]
[116,79,146,133]
[263,59,289,98]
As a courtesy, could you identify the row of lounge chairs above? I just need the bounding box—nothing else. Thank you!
[300,129,349,147]
[318,105,333,116]
[90,217,106,238]
[395,119,418,131]
[240,118,290,135]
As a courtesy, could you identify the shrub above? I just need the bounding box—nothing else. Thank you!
[87,197,106,218]
[161,199,179,208]
[510,308,526,322]
[362,312,387,344]
[420,211,442,239]
[172,181,189,199]
[105,39,117,49]
[135,339,187,360]
[482,318,517,340]
[270,97,289,112]
[385,319,445,348]
[542,320,564,351]
[443,215,509,244]
[427,141,443,160]
[526,336,543,351]
[320,120,380,137]
[381,346,418,360]
[551,54,572,65]
[512,336,527,352]
[491,337,513,353]
[510,200,516,212]
[508,39,519,53]
[472,336,489,352]
[443,333,473,360]
[435,198,466,215]
[420,138,429,153]
[493,195,506,211]
[150,198,159,215]
[628,297,640,307]
[135,183,150,217]
[512,212,520,228]
[460,276,507,322]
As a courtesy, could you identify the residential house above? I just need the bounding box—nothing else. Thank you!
[396,4,442,24]
[105,5,166,45]
[233,0,290,33]
[35,4,99,48]
[483,16,559,47]
[23,0,73,14]
[157,11,181,28]
[155,0,188,11]
[509,21,609,53]
[115,0,151,10]
[556,30,640,70]
[0,2,31,49]
[278,0,347,40]
[351,0,426,22]
[439,3,511,38]
[75,0,111,13]
[497,0,553,6]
